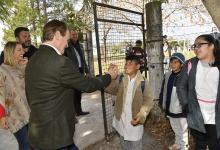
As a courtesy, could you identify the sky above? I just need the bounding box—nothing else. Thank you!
[162,1,218,43]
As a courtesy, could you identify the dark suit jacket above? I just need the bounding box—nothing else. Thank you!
[64,41,89,74]
[25,45,111,149]
[23,45,38,59]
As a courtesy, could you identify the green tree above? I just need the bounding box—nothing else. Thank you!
[2,0,43,46]
[1,0,94,43]
[0,0,13,21]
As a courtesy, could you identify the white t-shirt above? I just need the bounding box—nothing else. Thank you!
[196,60,219,124]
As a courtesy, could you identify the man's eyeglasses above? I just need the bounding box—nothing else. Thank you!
[191,43,209,50]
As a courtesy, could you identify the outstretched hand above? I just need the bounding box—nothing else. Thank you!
[107,64,118,80]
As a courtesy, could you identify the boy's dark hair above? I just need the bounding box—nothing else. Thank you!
[14,27,29,37]
[125,55,140,64]
[135,40,142,45]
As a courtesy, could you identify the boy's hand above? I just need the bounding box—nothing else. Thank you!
[131,116,140,126]
[107,64,118,80]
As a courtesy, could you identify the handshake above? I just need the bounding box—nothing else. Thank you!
[107,64,119,80]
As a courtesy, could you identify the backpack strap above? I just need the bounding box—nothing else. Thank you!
[119,74,124,83]
[141,78,145,93]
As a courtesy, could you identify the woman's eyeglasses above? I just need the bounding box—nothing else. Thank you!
[191,43,209,50]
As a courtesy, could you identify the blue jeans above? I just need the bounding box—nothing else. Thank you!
[14,125,29,150]
[34,143,79,150]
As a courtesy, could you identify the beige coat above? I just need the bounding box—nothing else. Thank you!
[0,64,30,133]
[105,71,153,124]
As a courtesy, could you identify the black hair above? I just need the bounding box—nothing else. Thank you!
[14,27,29,37]
[135,40,142,45]
[197,34,220,69]
[125,55,140,64]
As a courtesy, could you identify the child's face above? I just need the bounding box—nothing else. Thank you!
[194,37,214,60]
[170,59,182,73]
[124,60,140,76]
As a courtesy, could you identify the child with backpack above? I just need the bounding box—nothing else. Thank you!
[159,53,189,150]
[105,55,153,150]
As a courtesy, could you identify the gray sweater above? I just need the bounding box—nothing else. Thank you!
[177,57,220,138]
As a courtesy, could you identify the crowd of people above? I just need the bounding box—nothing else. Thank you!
[0,20,117,150]
[0,19,219,150]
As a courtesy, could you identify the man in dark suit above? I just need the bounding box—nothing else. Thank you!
[65,29,90,116]
[25,20,118,150]
[0,27,38,65]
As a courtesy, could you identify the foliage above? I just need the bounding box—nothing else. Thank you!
[0,0,13,21]
[0,0,94,46]
[2,0,37,43]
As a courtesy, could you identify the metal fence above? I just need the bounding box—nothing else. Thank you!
[93,2,145,140]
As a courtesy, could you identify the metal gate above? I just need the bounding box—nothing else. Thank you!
[93,2,146,140]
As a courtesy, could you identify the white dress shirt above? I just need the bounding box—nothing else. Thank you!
[42,43,62,55]
[113,75,144,141]
[74,49,82,68]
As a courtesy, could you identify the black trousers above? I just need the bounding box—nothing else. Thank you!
[190,125,220,150]
[74,67,83,114]
[74,89,82,114]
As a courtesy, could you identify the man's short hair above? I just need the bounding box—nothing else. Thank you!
[14,27,29,37]
[42,20,68,42]
[125,55,140,64]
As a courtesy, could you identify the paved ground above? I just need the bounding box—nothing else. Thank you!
[74,91,163,150]
[74,91,105,149]
[0,91,163,150]
[85,132,164,150]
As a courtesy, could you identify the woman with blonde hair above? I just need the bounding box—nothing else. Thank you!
[0,41,30,150]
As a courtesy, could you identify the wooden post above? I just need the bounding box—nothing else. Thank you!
[145,1,164,99]
[202,0,220,30]
[84,30,95,77]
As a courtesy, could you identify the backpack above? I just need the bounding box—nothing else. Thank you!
[119,74,145,93]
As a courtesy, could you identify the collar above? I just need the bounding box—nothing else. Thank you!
[172,70,181,75]
[123,70,144,82]
[127,74,138,82]
[42,43,62,55]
